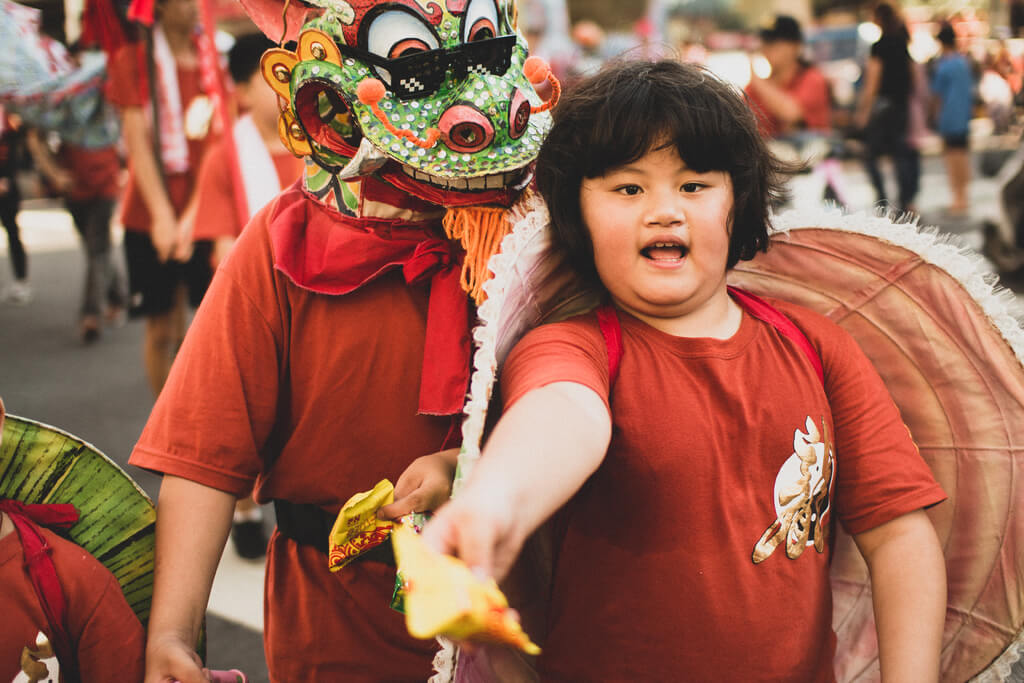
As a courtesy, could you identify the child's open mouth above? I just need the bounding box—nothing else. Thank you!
[641,242,689,262]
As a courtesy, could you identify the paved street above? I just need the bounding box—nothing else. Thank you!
[0,147,1020,681]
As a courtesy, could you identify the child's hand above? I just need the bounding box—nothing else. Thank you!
[420,491,523,583]
[377,447,459,520]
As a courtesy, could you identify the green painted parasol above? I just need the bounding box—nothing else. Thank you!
[0,413,156,626]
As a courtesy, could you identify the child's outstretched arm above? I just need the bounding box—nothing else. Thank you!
[853,509,946,682]
[378,447,460,520]
[145,475,236,683]
[421,382,611,582]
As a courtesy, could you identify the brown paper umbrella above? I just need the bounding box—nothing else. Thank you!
[729,212,1024,682]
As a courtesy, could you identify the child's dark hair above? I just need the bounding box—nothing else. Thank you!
[229,33,276,84]
[534,59,788,286]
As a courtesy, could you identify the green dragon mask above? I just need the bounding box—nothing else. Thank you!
[241,0,557,217]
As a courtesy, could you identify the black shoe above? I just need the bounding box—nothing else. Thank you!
[231,519,268,559]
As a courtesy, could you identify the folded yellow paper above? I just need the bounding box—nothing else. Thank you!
[391,525,540,654]
[328,479,395,571]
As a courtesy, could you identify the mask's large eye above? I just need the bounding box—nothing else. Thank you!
[462,0,499,42]
[365,10,440,82]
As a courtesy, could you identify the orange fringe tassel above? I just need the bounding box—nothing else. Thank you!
[443,205,514,305]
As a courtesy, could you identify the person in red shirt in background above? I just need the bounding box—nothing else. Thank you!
[27,129,128,343]
[105,0,217,396]
[189,32,304,560]
[0,399,145,682]
[746,15,831,141]
[191,33,304,271]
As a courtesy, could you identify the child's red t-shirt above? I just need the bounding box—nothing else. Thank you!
[0,524,145,682]
[501,300,946,682]
[191,137,305,240]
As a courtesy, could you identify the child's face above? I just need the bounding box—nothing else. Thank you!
[238,74,283,140]
[579,145,734,327]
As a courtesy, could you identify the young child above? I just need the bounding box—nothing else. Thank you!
[190,33,304,271]
[0,399,145,682]
[422,60,948,681]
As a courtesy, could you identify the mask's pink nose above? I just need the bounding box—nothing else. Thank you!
[438,105,494,154]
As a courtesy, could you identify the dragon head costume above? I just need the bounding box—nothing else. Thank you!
[246,0,557,303]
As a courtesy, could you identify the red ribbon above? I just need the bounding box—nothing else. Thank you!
[0,500,79,529]
[0,499,80,680]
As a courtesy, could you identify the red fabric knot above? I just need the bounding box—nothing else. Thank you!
[403,238,456,285]
[269,184,473,416]
[0,500,79,529]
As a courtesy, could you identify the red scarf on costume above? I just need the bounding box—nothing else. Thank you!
[269,182,471,416]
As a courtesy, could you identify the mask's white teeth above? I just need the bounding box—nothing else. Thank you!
[398,162,525,192]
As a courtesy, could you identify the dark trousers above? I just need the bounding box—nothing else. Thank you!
[0,187,26,280]
[863,142,920,212]
[863,100,920,212]
[67,197,126,317]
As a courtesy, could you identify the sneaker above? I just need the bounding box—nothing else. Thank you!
[4,280,31,305]
[104,305,126,328]
[80,316,101,344]
[231,519,268,559]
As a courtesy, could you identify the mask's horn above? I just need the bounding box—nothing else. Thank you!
[238,0,320,44]
[524,57,561,114]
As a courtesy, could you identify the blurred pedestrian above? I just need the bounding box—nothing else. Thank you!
[746,15,831,140]
[854,2,920,213]
[746,15,846,208]
[0,108,30,305]
[931,22,974,216]
[26,128,127,343]
[105,0,217,396]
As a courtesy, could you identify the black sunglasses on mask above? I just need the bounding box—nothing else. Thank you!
[337,34,517,100]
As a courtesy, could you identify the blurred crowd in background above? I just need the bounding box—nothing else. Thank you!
[3,0,1024,316]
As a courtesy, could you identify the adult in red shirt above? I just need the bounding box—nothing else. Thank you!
[105,0,216,396]
[746,15,831,139]
[189,33,306,560]
[130,185,460,680]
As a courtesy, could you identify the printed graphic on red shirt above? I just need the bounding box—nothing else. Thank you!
[753,416,835,564]
[12,631,59,683]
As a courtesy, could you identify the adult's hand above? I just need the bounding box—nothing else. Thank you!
[378,447,459,521]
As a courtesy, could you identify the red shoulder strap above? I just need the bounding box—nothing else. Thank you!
[595,305,622,386]
[0,501,80,682]
[595,290,824,387]
[726,286,824,385]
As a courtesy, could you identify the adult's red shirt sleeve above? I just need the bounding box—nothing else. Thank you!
[130,206,281,496]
